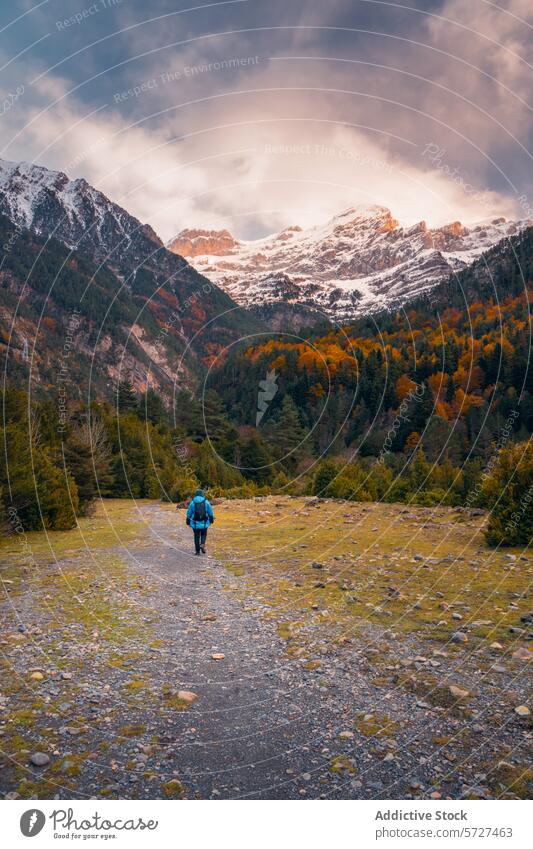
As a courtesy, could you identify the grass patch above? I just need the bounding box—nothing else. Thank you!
[330,755,356,774]
[212,497,532,649]
[355,711,398,738]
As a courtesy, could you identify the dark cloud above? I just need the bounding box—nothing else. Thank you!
[1,0,531,238]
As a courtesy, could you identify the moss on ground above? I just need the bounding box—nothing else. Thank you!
[0,499,159,566]
[212,497,531,651]
[330,755,356,774]
[0,500,169,798]
[354,711,398,738]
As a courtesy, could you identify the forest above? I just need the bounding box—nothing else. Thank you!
[1,224,532,548]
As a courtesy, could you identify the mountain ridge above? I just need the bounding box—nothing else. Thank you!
[0,158,264,399]
[168,204,531,322]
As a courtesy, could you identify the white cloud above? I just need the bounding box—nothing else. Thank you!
[0,0,529,245]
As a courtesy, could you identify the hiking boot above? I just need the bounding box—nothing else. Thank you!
[201,545,206,554]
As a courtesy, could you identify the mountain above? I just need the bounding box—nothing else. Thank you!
[0,158,163,262]
[0,159,263,398]
[168,205,531,323]
[210,223,533,463]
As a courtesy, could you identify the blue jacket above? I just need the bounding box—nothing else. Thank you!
[187,495,214,529]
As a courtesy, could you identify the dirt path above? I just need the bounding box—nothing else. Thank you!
[0,502,530,800]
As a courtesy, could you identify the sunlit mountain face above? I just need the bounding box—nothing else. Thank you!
[168,204,531,320]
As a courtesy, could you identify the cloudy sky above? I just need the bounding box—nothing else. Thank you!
[1,0,532,239]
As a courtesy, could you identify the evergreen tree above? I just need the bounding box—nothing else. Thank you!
[445,374,455,404]
[269,396,306,471]
[240,435,273,484]
[116,377,138,415]
[202,389,233,443]
[312,459,338,495]
[63,414,114,510]
[141,387,168,425]
[482,439,533,546]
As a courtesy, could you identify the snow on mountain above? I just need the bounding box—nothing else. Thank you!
[0,157,263,391]
[168,205,531,320]
[2,156,528,324]
[0,157,162,266]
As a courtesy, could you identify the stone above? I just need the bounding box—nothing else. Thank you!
[514,705,530,717]
[451,631,468,644]
[338,731,354,739]
[490,642,504,650]
[211,653,225,661]
[449,685,470,699]
[30,752,50,766]
[30,672,44,681]
[512,646,532,661]
[177,691,198,704]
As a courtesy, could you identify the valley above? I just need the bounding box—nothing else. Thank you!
[0,498,530,801]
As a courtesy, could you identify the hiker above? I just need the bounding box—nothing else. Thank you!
[186,488,214,555]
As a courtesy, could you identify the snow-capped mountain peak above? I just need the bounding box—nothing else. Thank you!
[0,157,162,259]
[167,205,531,320]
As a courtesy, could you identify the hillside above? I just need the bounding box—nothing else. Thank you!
[0,160,263,399]
[210,225,533,465]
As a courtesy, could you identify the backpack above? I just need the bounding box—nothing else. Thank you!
[193,498,206,523]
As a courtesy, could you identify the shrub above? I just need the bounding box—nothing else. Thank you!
[169,476,200,503]
[325,463,375,501]
[409,488,449,507]
[482,439,533,546]
[312,459,339,496]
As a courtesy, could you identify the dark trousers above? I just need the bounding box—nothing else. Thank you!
[193,527,207,553]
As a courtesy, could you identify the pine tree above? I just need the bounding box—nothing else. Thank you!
[202,390,233,443]
[270,396,306,471]
[482,439,533,546]
[445,374,455,404]
[240,435,273,484]
[141,388,168,425]
[312,459,338,495]
[116,377,138,415]
[63,414,114,510]
[408,448,431,492]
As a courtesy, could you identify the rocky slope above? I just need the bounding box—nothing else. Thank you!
[168,205,531,322]
[0,159,262,397]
